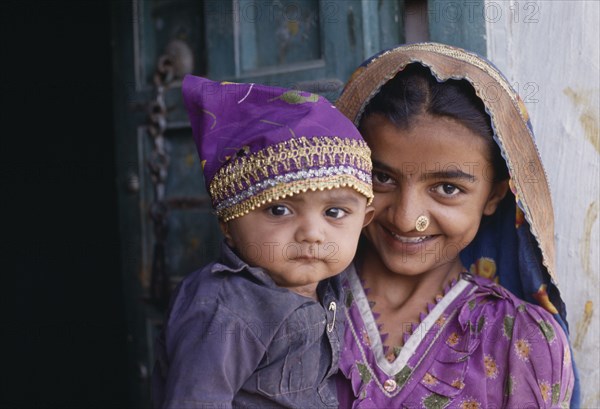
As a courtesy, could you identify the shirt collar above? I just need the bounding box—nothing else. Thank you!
[210,241,282,289]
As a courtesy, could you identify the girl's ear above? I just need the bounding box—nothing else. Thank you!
[483,180,510,216]
[363,205,375,227]
[219,221,235,247]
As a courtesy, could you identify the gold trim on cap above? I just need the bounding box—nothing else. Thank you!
[217,175,373,222]
[211,136,374,222]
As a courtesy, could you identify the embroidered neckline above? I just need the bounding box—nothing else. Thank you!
[362,276,461,362]
[346,267,474,376]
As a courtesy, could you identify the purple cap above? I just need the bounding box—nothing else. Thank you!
[182,75,373,221]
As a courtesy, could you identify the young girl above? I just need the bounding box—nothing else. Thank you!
[335,43,576,408]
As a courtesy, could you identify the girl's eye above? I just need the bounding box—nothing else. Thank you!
[434,183,461,196]
[268,205,291,216]
[325,208,347,219]
[373,171,394,184]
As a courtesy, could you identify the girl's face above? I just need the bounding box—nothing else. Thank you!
[361,113,508,278]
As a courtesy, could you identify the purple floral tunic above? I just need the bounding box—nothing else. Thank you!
[337,266,574,408]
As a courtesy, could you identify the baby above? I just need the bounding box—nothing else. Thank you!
[152,75,374,408]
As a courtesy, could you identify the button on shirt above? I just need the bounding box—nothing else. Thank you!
[152,243,344,409]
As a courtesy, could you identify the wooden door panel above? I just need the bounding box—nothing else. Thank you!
[204,0,374,100]
[237,0,322,71]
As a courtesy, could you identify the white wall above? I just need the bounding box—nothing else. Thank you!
[486,1,599,406]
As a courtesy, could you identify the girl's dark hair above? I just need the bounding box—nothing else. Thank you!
[360,63,509,181]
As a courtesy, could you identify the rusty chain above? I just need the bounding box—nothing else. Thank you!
[147,53,175,308]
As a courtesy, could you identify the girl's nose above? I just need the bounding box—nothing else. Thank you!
[387,189,426,233]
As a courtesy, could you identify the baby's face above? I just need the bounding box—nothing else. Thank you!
[222,188,374,299]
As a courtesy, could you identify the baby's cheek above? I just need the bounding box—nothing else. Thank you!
[326,241,358,269]
[319,242,340,264]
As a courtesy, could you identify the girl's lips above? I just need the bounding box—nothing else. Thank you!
[384,226,434,244]
[390,231,430,243]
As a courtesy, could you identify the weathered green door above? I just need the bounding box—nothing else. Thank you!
[112,0,485,405]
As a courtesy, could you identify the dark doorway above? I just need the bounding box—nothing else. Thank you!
[1,1,128,407]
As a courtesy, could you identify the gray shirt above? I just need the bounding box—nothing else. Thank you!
[152,243,344,408]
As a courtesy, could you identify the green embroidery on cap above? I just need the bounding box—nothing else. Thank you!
[273,90,320,104]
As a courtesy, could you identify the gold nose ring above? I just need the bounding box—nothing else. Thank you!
[415,215,429,232]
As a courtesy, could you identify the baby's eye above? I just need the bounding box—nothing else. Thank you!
[267,205,291,216]
[373,171,394,184]
[325,208,347,219]
[434,183,461,196]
